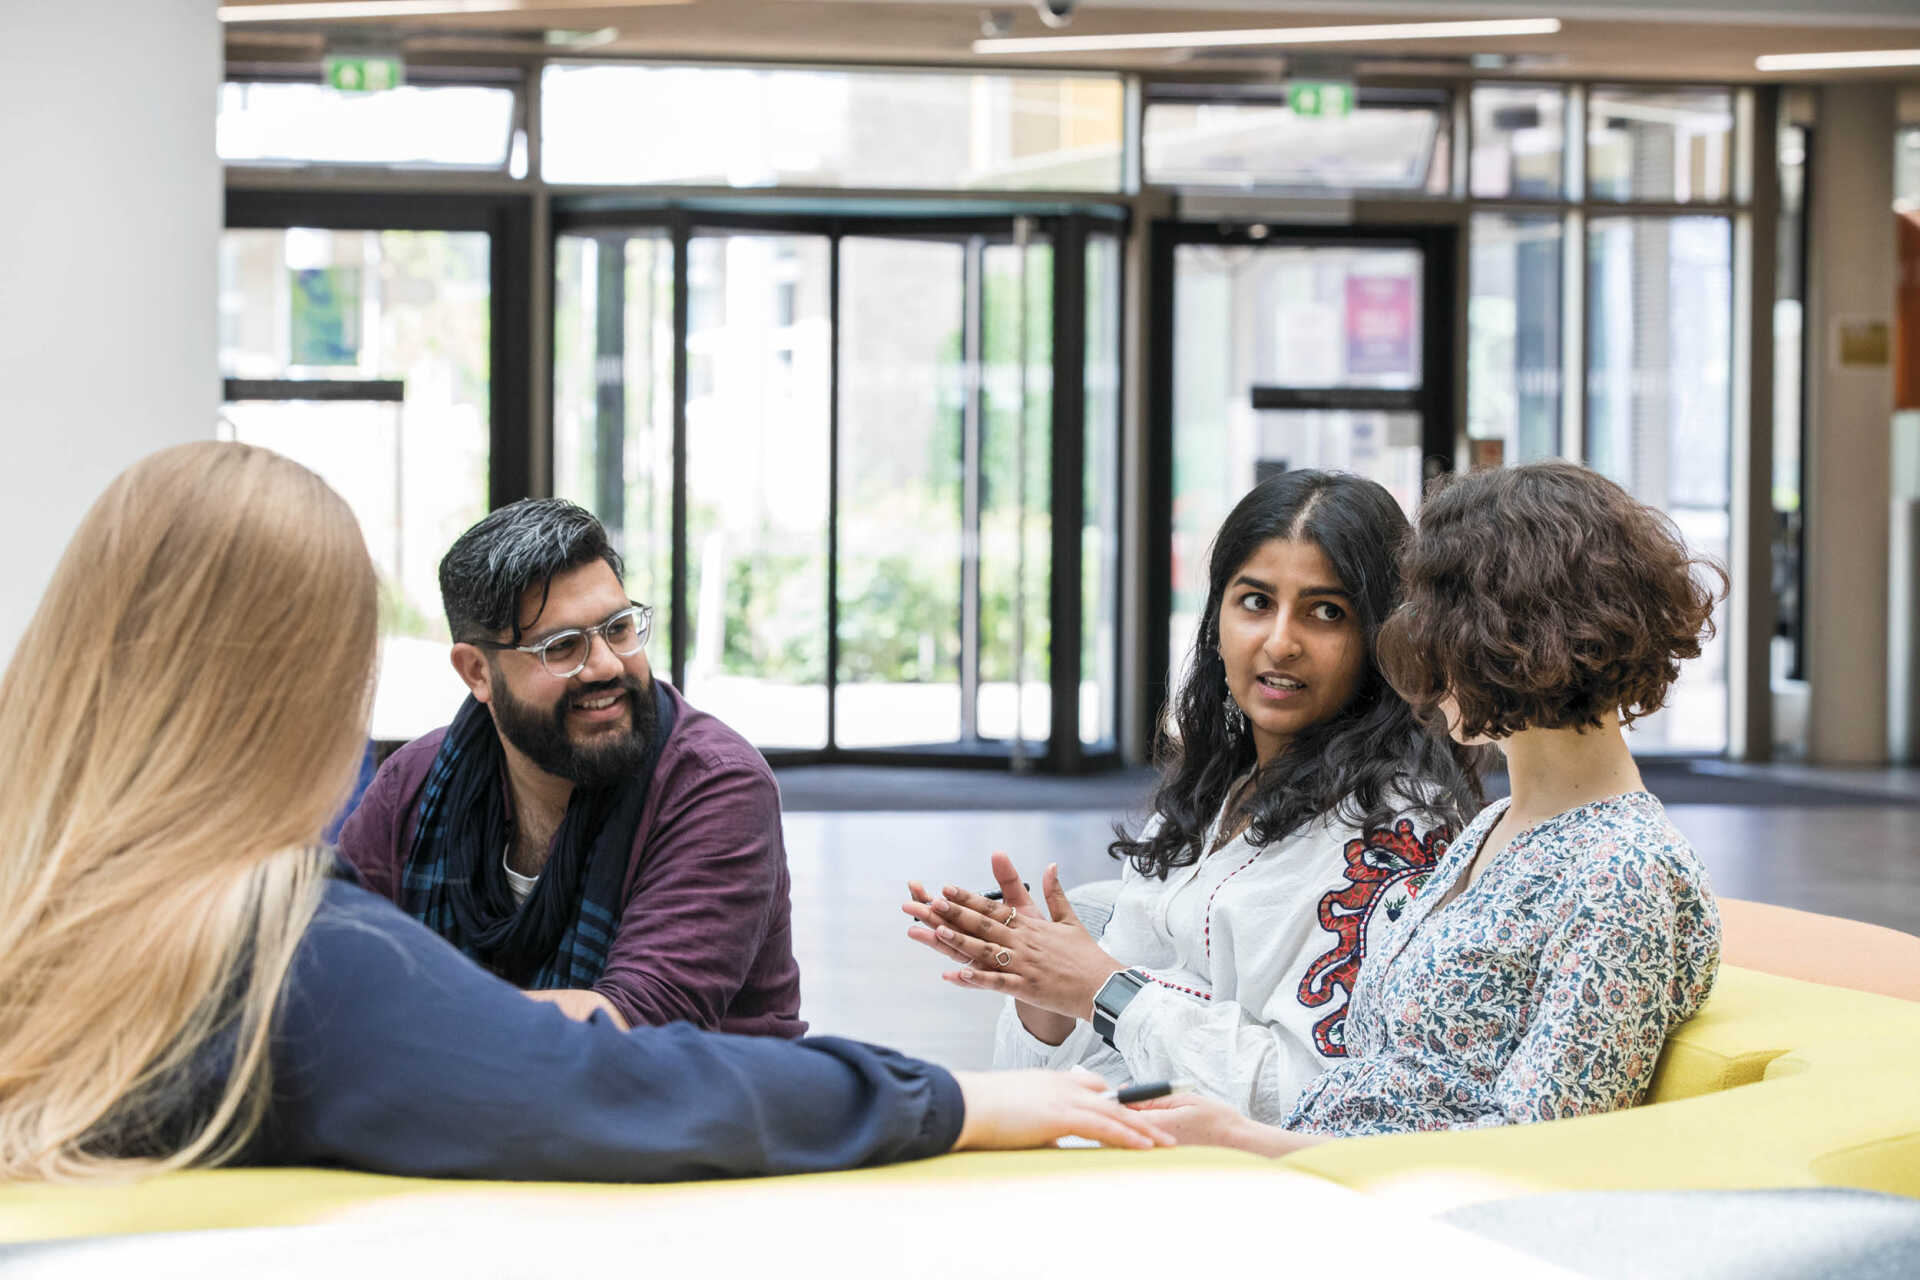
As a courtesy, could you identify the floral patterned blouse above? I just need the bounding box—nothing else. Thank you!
[1284,790,1721,1136]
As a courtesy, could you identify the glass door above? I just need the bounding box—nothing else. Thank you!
[554,214,1097,763]
[681,231,834,749]
[1151,224,1455,709]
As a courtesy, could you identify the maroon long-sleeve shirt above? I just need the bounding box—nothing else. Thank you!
[338,681,806,1038]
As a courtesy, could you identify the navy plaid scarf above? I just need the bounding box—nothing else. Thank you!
[398,685,677,989]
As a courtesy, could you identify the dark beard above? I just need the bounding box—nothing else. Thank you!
[489,670,657,788]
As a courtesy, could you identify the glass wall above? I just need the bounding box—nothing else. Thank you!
[552,233,675,672]
[835,237,968,747]
[976,240,1054,745]
[1586,216,1732,751]
[1082,234,1123,748]
[1588,87,1734,204]
[1169,240,1431,682]
[682,232,834,748]
[1468,214,1564,463]
[542,65,1125,190]
[218,82,516,168]
[1470,85,1565,199]
[218,227,490,741]
[1144,97,1447,191]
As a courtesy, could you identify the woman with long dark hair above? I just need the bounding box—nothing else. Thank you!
[905,471,1482,1124]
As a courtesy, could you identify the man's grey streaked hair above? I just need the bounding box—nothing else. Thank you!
[438,499,624,644]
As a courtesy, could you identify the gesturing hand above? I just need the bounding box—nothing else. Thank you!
[902,860,1124,1022]
[905,853,1078,1044]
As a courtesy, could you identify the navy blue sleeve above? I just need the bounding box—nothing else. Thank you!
[260,881,964,1182]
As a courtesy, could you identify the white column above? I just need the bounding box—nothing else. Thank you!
[1804,83,1896,764]
[0,1,221,656]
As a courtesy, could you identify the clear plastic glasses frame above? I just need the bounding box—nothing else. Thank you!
[473,602,652,679]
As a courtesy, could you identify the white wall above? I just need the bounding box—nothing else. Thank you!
[0,1,220,657]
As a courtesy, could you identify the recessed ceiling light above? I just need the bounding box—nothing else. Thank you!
[1755,49,1920,72]
[973,17,1561,57]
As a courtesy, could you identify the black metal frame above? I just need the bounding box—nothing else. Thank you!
[1142,218,1459,740]
[225,189,538,508]
[548,200,1127,771]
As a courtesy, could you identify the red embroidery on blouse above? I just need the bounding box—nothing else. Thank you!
[1297,820,1449,1057]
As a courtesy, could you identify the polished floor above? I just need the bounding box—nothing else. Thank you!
[781,765,1920,1071]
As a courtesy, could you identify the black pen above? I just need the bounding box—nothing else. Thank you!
[982,882,1030,902]
[1103,1080,1192,1105]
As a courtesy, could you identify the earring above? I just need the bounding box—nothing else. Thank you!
[1223,673,1247,737]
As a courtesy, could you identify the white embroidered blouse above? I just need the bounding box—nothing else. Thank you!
[993,796,1456,1123]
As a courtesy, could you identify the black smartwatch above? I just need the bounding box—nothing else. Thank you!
[1090,968,1150,1049]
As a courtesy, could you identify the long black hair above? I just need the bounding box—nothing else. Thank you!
[1112,470,1483,879]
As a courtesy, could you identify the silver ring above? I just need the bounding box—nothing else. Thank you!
[1001,909,1018,927]
[993,948,1013,967]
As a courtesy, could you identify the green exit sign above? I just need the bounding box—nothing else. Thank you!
[325,53,404,94]
[1289,81,1355,118]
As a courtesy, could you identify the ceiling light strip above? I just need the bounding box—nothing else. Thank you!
[1755,49,1920,72]
[218,1,526,21]
[973,17,1561,57]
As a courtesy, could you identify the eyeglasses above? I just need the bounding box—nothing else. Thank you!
[470,602,652,679]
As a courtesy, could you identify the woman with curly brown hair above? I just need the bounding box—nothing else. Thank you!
[1126,461,1726,1154]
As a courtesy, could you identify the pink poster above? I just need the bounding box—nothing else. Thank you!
[1345,276,1417,378]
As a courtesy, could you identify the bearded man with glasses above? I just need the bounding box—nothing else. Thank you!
[338,499,804,1037]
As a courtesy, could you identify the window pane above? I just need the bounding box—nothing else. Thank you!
[218,228,491,741]
[1471,85,1565,199]
[1143,100,1442,190]
[1900,126,1920,206]
[1469,213,1563,462]
[1169,242,1427,689]
[218,82,515,167]
[1082,234,1122,748]
[1588,87,1734,204]
[976,241,1054,744]
[541,65,1123,191]
[1587,216,1731,752]
[835,238,967,748]
[681,234,831,749]
[553,233,674,667]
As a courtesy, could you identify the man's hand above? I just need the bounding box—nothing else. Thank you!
[524,987,630,1030]
[903,861,1123,1023]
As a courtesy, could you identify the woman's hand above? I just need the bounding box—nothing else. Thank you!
[905,854,1077,1045]
[1126,1094,1326,1159]
[903,861,1124,1022]
[951,1070,1177,1152]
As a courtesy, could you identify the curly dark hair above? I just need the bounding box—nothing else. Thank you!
[1378,461,1728,740]
[1112,471,1484,880]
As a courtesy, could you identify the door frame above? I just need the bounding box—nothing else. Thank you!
[1141,218,1459,741]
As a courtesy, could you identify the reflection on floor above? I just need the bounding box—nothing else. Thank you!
[783,764,1920,1072]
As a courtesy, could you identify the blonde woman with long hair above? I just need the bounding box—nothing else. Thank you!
[0,442,1171,1182]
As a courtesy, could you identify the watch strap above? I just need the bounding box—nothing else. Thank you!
[1090,968,1150,1048]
